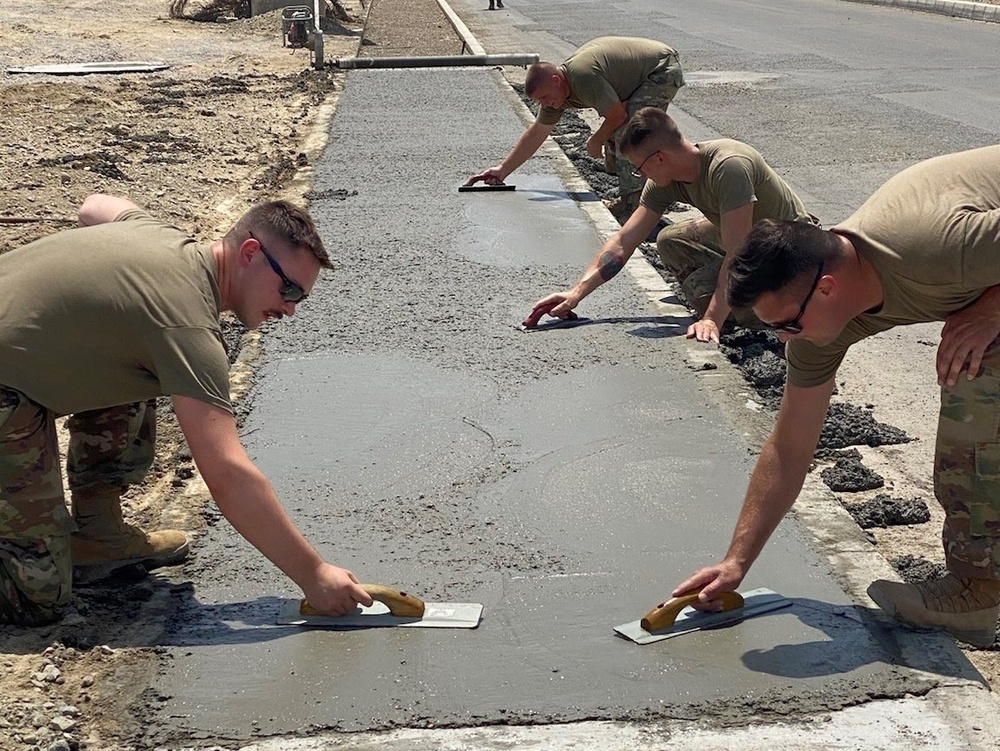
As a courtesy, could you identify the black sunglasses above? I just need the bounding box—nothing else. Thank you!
[765,262,824,334]
[248,231,307,303]
[630,149,661,178]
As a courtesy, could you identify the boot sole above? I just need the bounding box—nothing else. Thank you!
[73,540,190,584]
[867,581,997,648]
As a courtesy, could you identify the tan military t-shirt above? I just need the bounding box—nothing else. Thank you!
[787,145,1000,388]
[0,209,232,415]
[537,37,681,125]
[639,139,815,226]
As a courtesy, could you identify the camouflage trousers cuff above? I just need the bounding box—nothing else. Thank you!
[0,536,72,626]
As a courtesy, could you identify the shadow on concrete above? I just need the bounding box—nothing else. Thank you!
[520,315,689,336]
[740,597,985,685]
[159,591,322,647]
[520,189,602,203]
[319,17,363,36]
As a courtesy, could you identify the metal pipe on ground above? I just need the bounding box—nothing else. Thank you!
[334,54,539,69]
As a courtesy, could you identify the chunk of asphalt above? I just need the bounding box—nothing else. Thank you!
[842,494,931,528]
[889,554,947,583]
[820,456,885,492]
[818,403,911,449]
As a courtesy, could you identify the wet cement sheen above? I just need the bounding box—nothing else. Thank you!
[147,69,967,744]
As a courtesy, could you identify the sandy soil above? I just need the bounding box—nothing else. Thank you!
[0,1,367,748]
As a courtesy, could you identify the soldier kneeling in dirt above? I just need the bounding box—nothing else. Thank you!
[0,194,373,626]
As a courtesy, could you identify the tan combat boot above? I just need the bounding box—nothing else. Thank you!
[867,575,1000,648]
[71,488,189,582]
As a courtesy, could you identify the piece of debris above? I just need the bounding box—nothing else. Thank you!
[821,456,884,492]
[8,61,170,76]
[889,554,947,583]
[842,494,931,528]
[818,403,911,449]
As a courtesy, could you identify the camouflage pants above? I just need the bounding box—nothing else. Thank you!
[0,385,156,624]
[611,51,685,211]
[936,349,1000,580]
[655,217,763,327]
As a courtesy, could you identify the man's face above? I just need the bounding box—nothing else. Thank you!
[752,267,842,346]
[623,145,671,186]
[237,239,320,329]
[532,77,567,109]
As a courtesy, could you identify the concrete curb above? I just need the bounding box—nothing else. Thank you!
[841,0,1000,23]
[434,0,486,55]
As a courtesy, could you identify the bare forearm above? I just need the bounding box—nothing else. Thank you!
[590,102,628,146]
[212,467,325,588]
[572,242,631,299]
[591,120,619,147]
[702,256,734,325]
[571,206,659,299]
[723,436,813,570]
[499,123,552,177]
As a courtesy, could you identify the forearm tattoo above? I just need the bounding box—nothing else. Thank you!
[598,250,624,281]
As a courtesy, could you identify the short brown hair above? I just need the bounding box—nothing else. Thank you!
[228,201,332,270]
[620,107,683,154]
[728,220,840,309]
[524,62,559,98]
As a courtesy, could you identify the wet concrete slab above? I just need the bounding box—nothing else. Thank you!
[457,174,601,267]
[146,67,978,745]
[153,355,955,742]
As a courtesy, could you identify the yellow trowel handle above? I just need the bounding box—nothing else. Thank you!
[300,584,426,617]
[640,590,744,633]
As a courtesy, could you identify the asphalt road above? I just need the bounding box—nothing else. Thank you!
[144,0,1000,748]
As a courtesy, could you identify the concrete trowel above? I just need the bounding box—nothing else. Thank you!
[458,183,516,192]
[277,584,484,629]
[614,587,791,645]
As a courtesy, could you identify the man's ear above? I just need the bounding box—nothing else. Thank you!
[237,237,257,269]
[817,271,836,299]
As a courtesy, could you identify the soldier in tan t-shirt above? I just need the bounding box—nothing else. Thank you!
[525,108,817,343]
[0,194,375,626]
[465,37,684,212]
[671,145,1000,648]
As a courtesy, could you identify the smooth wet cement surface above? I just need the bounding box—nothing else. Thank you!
[142,65,980,746]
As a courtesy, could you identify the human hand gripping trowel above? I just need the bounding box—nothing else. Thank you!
[614,587,791,645]
[277,584,484,629]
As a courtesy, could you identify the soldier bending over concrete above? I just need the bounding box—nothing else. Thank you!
[673,145,1000,647]
[465,36,684,214]
[526,108,817,342]
[0,194,374,626]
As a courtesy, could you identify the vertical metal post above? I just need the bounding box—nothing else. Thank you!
[312,0,325,69]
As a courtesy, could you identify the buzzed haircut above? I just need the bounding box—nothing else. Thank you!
[524,61,560,98]
[620,107,684,154]
[228,200,332,270]
[728,220,841,309]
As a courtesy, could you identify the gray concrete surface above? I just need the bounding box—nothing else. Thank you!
[143,0,1000,747]
[146,65,981,748]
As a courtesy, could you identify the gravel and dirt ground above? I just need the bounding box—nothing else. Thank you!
[2,0,999,748]
[0,1,366,748]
